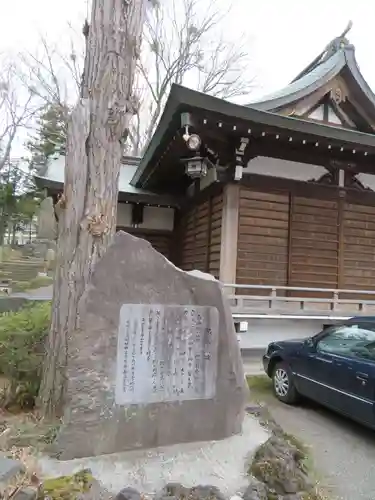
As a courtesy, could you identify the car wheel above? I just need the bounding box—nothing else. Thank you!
[272,362,298,404]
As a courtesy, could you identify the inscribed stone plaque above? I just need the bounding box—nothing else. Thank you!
[115,304,219,405]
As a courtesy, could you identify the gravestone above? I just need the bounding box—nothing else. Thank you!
[36,197,57,241]
[54,231,248,459]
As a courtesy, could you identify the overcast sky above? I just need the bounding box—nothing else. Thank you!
[1,0,374,97]
[1,0,374,158]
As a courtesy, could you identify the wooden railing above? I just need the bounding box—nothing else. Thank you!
[224,284,375,319]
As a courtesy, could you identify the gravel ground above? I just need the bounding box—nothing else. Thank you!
[39,415,269,496]
[264,396,375,500]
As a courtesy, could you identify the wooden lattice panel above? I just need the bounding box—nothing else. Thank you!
[237,188,289,287]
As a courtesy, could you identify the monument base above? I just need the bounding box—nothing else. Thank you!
[39,415,269,497]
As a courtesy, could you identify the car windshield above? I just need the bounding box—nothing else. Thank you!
[318,323,375,358]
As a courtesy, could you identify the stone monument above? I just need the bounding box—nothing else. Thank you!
[54,231,248,459]
[37,197,57,241]
[33,197,58,266]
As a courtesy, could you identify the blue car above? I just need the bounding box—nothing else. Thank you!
[263,318,375,428]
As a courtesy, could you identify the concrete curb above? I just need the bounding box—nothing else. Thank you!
[241,348,264,358]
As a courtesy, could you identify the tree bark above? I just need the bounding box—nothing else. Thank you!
[38,0,148,418]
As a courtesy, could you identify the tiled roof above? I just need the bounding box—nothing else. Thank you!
[248,26,375,113]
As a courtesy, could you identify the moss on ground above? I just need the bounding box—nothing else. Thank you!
[39,469,94,500]
[247,374,273,395]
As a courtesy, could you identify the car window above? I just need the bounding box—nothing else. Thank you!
[317,323,375,361]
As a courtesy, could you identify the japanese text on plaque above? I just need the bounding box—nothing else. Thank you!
[115,304,219,405]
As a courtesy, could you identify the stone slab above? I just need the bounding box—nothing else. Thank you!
[39,415,269,497]
[54,231,248,459]
[0,455,24,483]
[12,487,38,500]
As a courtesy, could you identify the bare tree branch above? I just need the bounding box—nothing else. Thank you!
[17,28,83,113]
[128,0,255,154]
[0,59,41,170]
[199,40,255,99]
[11,27,85,167]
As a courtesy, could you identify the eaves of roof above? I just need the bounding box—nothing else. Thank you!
[131,83,375,188]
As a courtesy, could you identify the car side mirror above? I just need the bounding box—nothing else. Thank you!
[304,337,315,348]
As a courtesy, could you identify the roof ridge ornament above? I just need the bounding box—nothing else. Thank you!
[323,20,353,59]
[291,21,353,83]
[341,20,353,38]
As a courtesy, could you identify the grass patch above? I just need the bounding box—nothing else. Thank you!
[12,276,53,293]
[247,374,273,400]
[0,301,51,410]
[0,247,23,262]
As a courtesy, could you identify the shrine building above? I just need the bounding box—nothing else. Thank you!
[36,28,375,302]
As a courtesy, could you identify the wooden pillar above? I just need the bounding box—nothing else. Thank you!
[337,195,345,289]
[219,184,240,285]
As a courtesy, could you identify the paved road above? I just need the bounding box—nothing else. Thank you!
[263,396,375,500]
[245,353,375,499]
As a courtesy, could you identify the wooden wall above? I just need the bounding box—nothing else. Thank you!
[208,194,223,278]
[237,186,375,292]
[289,197,339,289]
[116,227,172,259]
[342,202,375,290]
[177,191,223,278]
[237,190,289,287]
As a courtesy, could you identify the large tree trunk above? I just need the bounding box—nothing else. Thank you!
[38,0,148,419]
